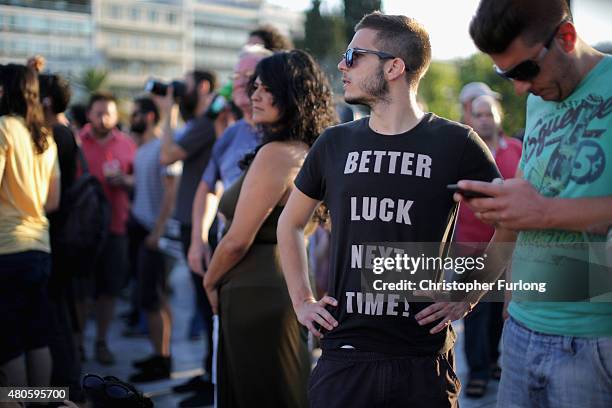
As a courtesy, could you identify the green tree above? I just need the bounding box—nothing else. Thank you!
[297,1,347,94]
[343,0,381,41]
[80,68,108,94]
[299,0,330,60]
[419,61,461,120]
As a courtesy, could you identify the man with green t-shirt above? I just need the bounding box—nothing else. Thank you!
[460,1,612,407]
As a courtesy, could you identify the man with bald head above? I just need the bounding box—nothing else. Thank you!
[459,82,500,128]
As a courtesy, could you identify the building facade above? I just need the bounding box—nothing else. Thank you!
[0,0,303,97]
[0,0,93,76]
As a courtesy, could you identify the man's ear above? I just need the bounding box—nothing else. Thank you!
[42,96,52,108]
[385,58,406,81]
[146,111,155,125]
[197,80,211,97]
[557,21,577,53]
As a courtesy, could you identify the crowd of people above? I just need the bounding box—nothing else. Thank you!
[0,1,610,407]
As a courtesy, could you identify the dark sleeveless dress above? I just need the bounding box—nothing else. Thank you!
[216,169,310,408]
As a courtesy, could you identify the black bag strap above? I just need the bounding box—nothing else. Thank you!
[76,146,90,175]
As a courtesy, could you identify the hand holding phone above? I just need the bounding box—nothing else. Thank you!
[447,184,492,199]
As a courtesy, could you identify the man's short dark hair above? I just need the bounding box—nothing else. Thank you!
[190,70,217,92]
[38,73,71,114]
[249,25,293,51]
[88,91,117,111]
[469,0,572,54]
[134,96,160,124]
[354,11,432,86]
[68,104,87,128]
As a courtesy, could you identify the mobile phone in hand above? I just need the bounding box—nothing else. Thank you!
[447,184,492,199]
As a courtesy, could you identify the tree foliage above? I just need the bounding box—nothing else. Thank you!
[297,1,347,94]
[343,0,382,41]
[80,68,108,94]
[419,61,461,120]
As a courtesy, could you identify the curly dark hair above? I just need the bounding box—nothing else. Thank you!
[0,64,49,154]
[249,25,293,51]
[247,49,336,150]
[243,50,335,223]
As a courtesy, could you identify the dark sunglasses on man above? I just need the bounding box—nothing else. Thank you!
[494,20,567,81]
[342,47,396,68]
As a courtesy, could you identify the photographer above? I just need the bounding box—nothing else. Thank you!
[154,70,217,390]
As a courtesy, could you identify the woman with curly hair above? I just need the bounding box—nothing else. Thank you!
[203,49,336,407]
[0,64,60,385]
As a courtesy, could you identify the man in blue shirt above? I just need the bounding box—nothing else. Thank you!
[188,45,272,275]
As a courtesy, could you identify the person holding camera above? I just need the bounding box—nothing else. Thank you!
[127,97,181,383]
[154,70,217,391]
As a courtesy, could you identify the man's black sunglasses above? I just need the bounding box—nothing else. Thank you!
[342,47,395,68]
[494,21,565,81]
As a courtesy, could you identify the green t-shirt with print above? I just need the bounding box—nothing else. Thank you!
[509,55,612,337]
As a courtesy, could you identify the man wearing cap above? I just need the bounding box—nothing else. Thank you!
[458,82,501,128]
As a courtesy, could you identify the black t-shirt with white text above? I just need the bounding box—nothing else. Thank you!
[295,113,500,355]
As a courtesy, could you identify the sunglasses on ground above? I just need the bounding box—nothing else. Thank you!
[83,374,136,400]
[494,21,566,81]
[342,47,395,68]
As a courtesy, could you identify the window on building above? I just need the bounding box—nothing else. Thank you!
[130,8,141,21]
[148,10,159,23]
[166,12,177,25]
[110,5,121,19]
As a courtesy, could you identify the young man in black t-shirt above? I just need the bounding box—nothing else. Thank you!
[278,12,500,408]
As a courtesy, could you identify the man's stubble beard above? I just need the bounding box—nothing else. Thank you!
[92,126,113,139]
[344,66,389,108]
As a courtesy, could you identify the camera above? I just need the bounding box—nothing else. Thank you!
[144,79,186,99]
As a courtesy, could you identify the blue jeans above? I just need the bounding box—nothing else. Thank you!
[497,317,612,408]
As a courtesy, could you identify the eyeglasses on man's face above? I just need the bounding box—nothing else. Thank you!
[342,47,396,68]
[494,21,566,82]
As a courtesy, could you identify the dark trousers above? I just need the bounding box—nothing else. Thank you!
[463,302,504,380]
[0,251,52,364]
[129,218,168,312]
[48,246,85,401]
[180,224,214,375]
[309,348,460,408]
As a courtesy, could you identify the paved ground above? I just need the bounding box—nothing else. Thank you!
[82,258,498,407]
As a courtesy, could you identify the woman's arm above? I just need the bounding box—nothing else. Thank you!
[203,142,304,292]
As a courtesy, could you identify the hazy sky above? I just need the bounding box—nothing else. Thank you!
[269,0,612,60]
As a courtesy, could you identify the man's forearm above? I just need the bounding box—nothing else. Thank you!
[545,196,612,234]
[153,180,177,236]
[160,118,174,160]
[191,182,210,244]
[160,107,180,163]
[278,222,316,308]
[464,228,517,305]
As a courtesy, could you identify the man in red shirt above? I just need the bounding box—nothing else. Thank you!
[456,94,521,397]
[78,92,136,365]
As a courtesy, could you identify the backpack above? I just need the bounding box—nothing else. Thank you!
[52,148,111,259]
